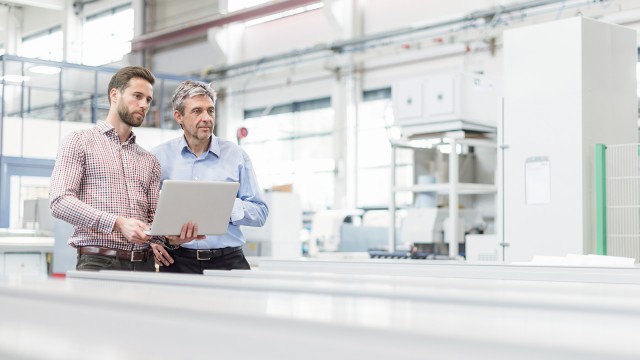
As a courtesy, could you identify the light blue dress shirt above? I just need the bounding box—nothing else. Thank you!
[151,135,268,249]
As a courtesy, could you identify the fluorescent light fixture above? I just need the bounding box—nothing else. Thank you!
[1,74,30,83]
[245,3,324,27]
[29,65,61,75]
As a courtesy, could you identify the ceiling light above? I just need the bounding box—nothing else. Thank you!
[29,65,61,75]
[1,74,30,83]
[245,3,324,27]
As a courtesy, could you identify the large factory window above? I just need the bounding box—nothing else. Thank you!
[82,4,133,66]
[19,26,63,61]
[356,88,412,209]
[242,99,334,212]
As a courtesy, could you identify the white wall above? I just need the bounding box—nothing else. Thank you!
[242,8,333,60]
[149,0,221,31]
[363,0,506,34]
[152,41,220,76]
[21,7,61,37]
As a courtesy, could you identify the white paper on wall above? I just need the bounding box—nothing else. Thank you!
[525,156,550,205]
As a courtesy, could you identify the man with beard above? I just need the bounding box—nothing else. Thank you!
[150,80,268,273]
[50,66,202,271]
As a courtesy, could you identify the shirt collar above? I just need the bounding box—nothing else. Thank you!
[97,120,136,144]
[179,135,220,158]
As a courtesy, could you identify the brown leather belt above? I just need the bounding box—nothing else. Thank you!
[78,246,151,262]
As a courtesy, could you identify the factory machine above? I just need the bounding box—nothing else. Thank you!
[398,207,487,257]
[309,207,487,258]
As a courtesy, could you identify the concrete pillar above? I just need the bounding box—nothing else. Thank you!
[62,0,82,63]
[1,5,22,55]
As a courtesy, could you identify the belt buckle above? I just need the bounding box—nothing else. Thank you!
[196,250,211,261]
[130,250,143,262]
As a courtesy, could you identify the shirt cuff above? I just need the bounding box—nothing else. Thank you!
[230,198,245,222]
[99,212,119,234]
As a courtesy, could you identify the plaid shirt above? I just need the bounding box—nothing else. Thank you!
[50,121,160,251]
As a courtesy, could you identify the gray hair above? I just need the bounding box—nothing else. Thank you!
[172,80,217,115]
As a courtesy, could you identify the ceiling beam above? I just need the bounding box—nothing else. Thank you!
[131,0,321,52]
[1,0,65,11]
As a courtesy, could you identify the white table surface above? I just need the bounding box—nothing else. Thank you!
[0,237,54,252]
[0,269,636,359]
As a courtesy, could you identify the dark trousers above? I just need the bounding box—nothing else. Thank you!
[76,254,156,272]
[159,247,250,274]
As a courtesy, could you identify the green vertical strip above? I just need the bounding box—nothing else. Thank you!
[595,144,607,255]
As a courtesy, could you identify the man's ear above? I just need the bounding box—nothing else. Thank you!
[109,88,119,104]
[174,110,183,128]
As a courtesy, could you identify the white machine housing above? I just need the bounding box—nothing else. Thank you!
[392,72,498,137]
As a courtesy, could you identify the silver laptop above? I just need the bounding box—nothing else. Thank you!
[145,180,240,236]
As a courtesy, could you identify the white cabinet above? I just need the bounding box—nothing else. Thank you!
[394,79,423,119]
[502,17,637,262]
[0,236,53,276]
[392,72,498,137]
[242,192,302,259]
[423,75,455,117]
[2,253,47,276]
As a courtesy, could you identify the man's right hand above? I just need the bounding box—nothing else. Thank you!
[114,217,151,244]
[165,221,206,246]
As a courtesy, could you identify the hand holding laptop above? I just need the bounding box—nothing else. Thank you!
[115,216,153,244]
[164,221,207,245]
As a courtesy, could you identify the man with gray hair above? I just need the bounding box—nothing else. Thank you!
[150,80,268,273]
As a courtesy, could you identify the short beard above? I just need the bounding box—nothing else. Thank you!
[118,102,144,127]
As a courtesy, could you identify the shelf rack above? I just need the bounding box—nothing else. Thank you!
[389,132,497,258]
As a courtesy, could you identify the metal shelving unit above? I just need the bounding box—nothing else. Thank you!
[389,132,497,258]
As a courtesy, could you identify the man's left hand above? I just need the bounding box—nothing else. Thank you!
[165,221,206,245]
[151,243,173,266]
